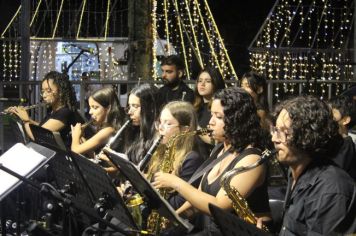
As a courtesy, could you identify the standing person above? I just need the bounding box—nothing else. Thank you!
[241,71,270,129]
[158,55,195,105]
[153,87,271,235]
[193,67,225,129]
[258,95,356,235]
[71,87,125,157]
[329,95,356,181]
[146,101,204,209]
[7,71,79,143]
[193,67,226,158]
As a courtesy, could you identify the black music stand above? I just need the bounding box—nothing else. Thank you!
[29,124,67,151]
[8,116,29,144]
[208,204,272,236]
[0,142,55,235]
[66,151,136,229]
[104,148,193,233]
[42,148,137,235]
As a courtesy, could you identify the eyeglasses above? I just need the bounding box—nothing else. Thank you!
[125,104,140,113]
[40,89,55,96]
[270,126,291,143]
[154,121,179,130]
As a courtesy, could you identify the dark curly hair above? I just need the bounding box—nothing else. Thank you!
[273,95,342,158]
[329,95,356,129]
[90,87,125,130]
[214,87,271,152]
[42,71,77,111]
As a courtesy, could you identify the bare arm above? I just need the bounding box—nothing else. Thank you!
[71,125,114,155]
[154,154,265,215]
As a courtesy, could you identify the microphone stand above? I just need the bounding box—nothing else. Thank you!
[63,50,85,74]
[0,164,134,236]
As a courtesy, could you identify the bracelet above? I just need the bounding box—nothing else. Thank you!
[23,119,30,123]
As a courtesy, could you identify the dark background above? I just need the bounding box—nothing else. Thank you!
[0,0,275,77]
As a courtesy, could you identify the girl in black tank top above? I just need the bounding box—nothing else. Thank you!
[152,87,271,235]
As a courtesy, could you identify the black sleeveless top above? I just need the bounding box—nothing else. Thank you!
[201,147,270,213]
[193,148,270,236]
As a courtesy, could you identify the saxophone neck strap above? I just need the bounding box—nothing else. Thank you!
[188,143,231,185]
[188,146,261,185]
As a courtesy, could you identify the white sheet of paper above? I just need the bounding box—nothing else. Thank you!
[0,143,46,196]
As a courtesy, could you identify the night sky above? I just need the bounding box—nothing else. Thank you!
[0,0,275,77]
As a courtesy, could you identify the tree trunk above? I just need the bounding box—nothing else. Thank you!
[128,0,152,81]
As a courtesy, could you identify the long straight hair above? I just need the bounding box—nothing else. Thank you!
[146,101,198,178]
[125,84,161,164]
[90,87,125,130]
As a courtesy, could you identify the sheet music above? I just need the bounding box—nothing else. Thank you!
[105,149,193,232]
[0,143,46,195]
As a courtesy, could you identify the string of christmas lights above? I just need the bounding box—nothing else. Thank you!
[250,0,354,101]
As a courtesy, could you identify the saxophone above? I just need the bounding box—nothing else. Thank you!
[146,128,211,235]
[220,149,275,232]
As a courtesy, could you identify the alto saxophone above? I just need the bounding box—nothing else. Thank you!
[146,128,211,235]
[220,149,275,232]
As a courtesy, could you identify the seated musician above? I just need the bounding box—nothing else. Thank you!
[146,101,205,209]
[153,87,271,235]
[98,83,161,175]
[6,71,79,143]
[71,87,125,157]
[124,83,161,165]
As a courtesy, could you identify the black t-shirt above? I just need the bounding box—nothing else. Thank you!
[197,102,211,128]
[39,107,77,145]
[158,81,195,106]
[332,136,356,181]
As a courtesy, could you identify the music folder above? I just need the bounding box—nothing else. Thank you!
[104,148,193,233]
[0,143,48,201]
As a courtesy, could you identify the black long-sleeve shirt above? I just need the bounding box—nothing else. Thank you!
[280,158,356,236]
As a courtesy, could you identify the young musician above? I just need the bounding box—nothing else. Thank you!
[124,83,161,164]
[153,87,271,235]
[71,87,125,157]
[241,71,270,129]
[6,71,78,142]
[147,101,204,209]
[256,96,356,235]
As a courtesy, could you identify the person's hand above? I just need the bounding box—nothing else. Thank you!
[256,217,264,229]
[256,217,270,231]
[7,106,30,122]
[71,123,82,139]
[99,151,119,174]
[152,172,179,190]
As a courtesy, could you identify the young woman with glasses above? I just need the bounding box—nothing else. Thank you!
[146,101,204,209]
[6,71,79,143]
